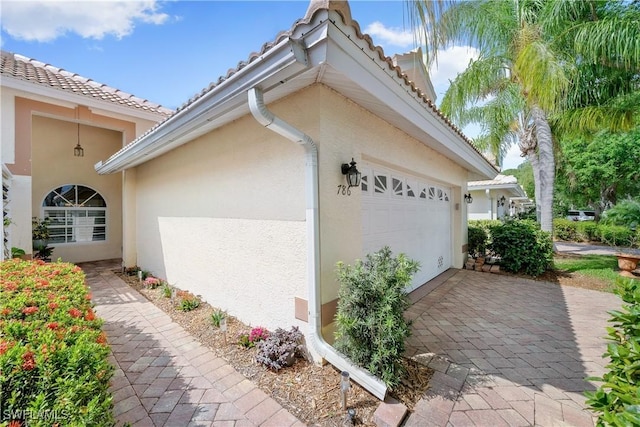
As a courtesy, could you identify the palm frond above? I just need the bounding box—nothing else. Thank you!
[573,18,640,71]
[553,91,640,136]
[515,39,569,113]
[440,56,511,120]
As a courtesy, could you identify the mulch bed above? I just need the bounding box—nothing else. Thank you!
[116,272,433,426]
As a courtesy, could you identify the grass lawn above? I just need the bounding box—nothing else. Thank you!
[553,254,621,292]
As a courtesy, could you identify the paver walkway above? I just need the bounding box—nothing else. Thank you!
[403,270,621,427]
[82,260,304,427]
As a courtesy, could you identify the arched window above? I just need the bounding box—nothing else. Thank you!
[42,185,106,244]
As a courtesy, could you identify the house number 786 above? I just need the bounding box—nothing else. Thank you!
[337,185,352,196]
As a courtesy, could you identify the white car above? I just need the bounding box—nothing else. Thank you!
[567,210,595,221]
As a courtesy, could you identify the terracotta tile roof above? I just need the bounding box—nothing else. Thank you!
[167,0,474,146]
[0,50,173,117]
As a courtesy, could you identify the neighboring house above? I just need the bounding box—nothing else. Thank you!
[0,50,172,262]
[94,0,496,397]
[467,174,531,220]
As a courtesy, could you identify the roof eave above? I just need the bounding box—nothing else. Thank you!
[95,37,309,174]
[1,76,170,123]
[320,21,497,179]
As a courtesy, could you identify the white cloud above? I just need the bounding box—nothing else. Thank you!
[501,143,525,170]
[428,45,479,101]
[363,21,414,48]
[1,1,169,42]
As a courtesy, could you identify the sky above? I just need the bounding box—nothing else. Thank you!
[0,0,524,169]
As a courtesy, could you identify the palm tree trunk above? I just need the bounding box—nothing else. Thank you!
[531,106,555,233]
[527,151,542,223]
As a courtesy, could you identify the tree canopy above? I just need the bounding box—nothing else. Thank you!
[556,128,640,213]
[409,0,640,232]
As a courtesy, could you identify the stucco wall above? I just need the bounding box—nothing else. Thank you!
[3,94,155,262]
[132,83,470,336]
[31,115,123,262]
[311,84,468,302]
[468,189,510,220]
[134,111,308,332]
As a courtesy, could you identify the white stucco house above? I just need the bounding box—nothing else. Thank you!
[93,0,496,397]
[0,50,172,262]
[467,174,530,220]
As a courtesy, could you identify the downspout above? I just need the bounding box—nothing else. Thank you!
[248,87,387,400]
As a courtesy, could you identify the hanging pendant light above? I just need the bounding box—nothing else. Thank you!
[74,120,84,157]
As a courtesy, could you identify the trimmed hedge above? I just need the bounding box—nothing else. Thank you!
[467,226,488,257]
[586,277,640,426]
[487,220,554,276]
[0,259,114,426]
[553,219,638,248]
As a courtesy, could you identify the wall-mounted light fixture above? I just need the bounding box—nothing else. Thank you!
[464,193,473,204]
[341,158,361,188]
[73,117,84,157]
[510,200,515,209]
[499,195,506,207]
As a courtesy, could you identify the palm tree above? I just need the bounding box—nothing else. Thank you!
[409,0,640,232]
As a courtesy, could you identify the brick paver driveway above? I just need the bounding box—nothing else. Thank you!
[403,270,620,427]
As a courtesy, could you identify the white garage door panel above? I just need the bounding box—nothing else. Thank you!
[361,165,452,292]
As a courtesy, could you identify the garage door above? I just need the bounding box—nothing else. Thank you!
[361,164,452,292]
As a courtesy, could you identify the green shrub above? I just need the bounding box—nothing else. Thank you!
[488,220,553,276]
[586,277,640,426]
[554,218,578,241]
[601,198,640,230]
[334,247,419,388]
[468,226,488,257]
[469,219,502,236]
[0,259,114,426]
[597,224,635,247]
[576,221,599,242]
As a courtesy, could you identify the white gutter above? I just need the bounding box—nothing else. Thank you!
[248,87,387,400]
[95,37,308,174]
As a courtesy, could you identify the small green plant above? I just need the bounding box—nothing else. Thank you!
[177,290,200,312]
[334,246,419,387]
[210,309,226,328]
[488,220,553,276]
[256,326,304,371]
[32,217,51,241]
[11,247,25,258]
[162,283,173,298]
[586,277,640,426]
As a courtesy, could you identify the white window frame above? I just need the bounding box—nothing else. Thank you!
[41,185,107,245]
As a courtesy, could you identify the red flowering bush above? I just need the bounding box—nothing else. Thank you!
[0,259,114,426]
